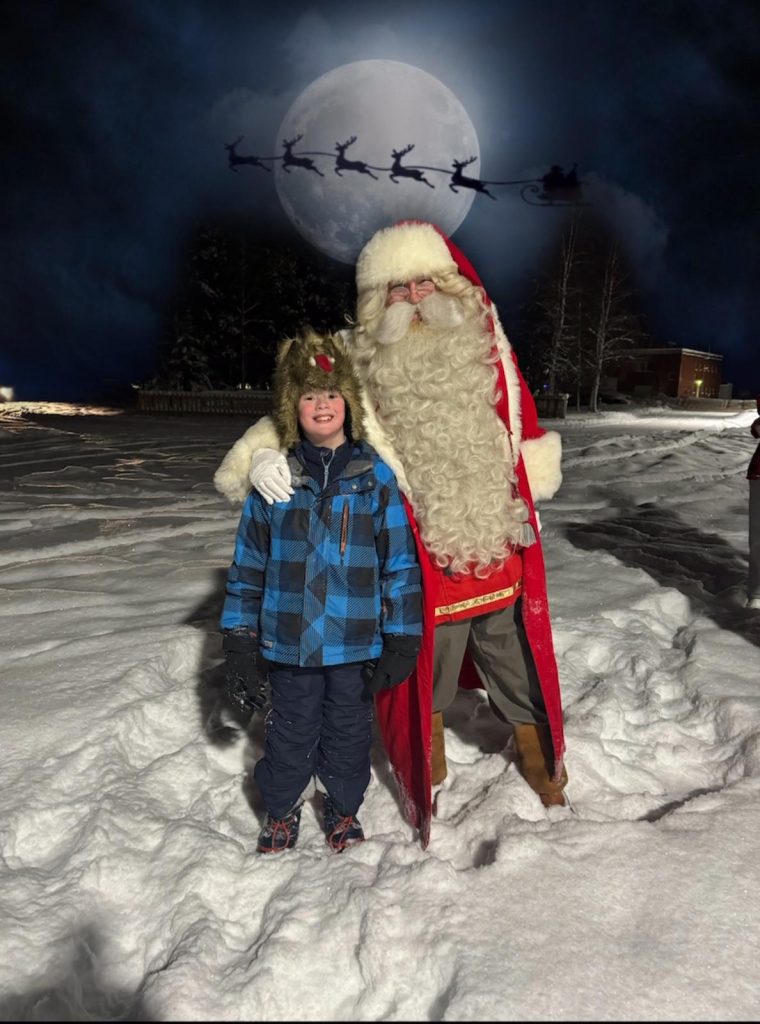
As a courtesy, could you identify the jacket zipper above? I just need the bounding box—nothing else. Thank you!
[340,500,349,562]
[321,448,335,489]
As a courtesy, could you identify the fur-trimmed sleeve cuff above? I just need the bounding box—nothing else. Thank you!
[213,416,282,503]
[520,430,562,501]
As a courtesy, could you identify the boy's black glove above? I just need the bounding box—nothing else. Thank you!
[222,628,270,716]
[361,634,420,701]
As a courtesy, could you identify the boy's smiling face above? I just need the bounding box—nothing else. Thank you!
[297,390,346,449]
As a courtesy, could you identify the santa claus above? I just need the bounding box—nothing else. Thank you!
[214,220,567,846]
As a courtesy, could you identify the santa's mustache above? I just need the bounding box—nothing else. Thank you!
[371,290,465,345]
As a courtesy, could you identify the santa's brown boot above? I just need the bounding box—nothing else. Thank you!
[513,723,568,808]
[431,711,448,786]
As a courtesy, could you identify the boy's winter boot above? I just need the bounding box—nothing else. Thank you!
[513,723,568,808]
[431,711,448,786]
[256,804,302,853]
[322,795,365,852]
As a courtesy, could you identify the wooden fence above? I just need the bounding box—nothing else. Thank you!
[135,390,273,416]
[671,396,757,411]
[135,388,755,418]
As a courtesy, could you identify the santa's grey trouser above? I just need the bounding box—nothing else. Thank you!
[749,480,760,600]
[432,600,548,725]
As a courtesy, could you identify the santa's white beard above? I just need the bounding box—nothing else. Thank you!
[358,312,530,575]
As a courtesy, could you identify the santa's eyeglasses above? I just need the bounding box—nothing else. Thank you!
[386,278,436,302]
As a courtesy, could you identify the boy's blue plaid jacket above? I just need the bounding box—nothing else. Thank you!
[221,442,422,667]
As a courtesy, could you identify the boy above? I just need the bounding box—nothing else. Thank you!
[220,328,422,853]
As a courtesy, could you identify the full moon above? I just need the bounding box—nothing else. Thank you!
[274,60,480,264]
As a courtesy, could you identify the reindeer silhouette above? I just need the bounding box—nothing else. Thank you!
[389,145,435,188]
[225,136,271,172]
[334,137,379,179]
[449,157,496,199]
[281,134,325,177]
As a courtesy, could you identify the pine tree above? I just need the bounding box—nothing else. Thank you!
[143,306,212,391]
[144,224,355,391]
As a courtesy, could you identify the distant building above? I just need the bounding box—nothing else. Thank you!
[613,347,723,399]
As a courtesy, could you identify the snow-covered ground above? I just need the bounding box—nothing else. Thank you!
[1,403,758,1022]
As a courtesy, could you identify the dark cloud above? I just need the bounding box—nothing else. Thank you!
[1,0,757,398]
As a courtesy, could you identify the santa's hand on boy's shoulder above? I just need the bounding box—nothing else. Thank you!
[361,634,421,700]
[249,448,293,504]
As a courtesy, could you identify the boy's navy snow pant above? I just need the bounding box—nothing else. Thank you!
[254,662,373,820]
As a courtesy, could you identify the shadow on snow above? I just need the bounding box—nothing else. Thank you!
[563,496,760,649]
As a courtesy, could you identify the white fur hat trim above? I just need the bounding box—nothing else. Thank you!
[356,222,458,292]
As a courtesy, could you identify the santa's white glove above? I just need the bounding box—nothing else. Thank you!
[249,449,293,504]
[535,509,542,533]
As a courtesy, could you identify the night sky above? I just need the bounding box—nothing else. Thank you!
[2,0,758,401]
